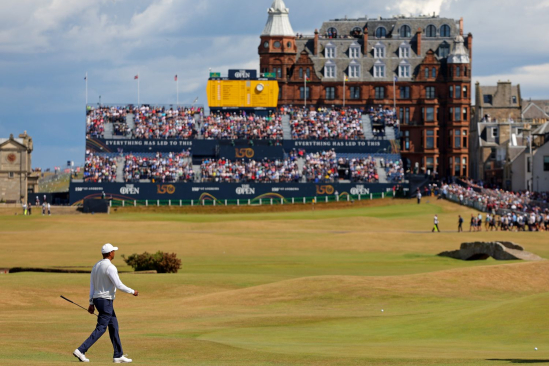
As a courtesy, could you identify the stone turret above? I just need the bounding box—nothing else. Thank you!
[261,0,294,36]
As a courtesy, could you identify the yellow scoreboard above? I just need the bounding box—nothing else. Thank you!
[207,80,279,108]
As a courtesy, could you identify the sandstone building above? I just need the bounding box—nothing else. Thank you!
[0,132,38,204]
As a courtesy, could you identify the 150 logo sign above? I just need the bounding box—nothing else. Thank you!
[316,185,335,195]
[157,185,176,195]
[235,148,255,159]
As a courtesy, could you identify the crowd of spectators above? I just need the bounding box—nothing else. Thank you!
[303,150,339,182]
[382,158,405,183]
[123,151,193,182]
[84,152,117,182]
[288,107,365,140]
[86,106,129,138]
[200,157,301,183]
[132,106,198,139]
[201,113,283,140]
[340,156,379,183]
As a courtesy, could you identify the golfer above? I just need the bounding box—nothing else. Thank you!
[73,244,138,363]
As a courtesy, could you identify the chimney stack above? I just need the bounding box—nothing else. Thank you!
[314,29,319,56]
[416,28,422,55]
[363,28,369,55]
[459,17,464,36]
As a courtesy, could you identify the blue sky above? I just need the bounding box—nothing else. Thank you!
[1,0,548,168]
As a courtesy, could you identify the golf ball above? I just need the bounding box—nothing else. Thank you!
[535,348,538,351]
[381,309,384,312]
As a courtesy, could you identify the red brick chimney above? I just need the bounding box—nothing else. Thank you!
[467,33,473,60]
[363,28,369,55]
[416,28,422,55]
[314,29,319,56]
[459,17,464,36]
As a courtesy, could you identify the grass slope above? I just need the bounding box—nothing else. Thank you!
[0,199,548,365]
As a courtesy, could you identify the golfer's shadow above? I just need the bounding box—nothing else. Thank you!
[487,359,549,364]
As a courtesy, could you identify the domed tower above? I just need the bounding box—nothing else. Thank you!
[258,0,297,82]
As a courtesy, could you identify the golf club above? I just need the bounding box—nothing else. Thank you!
[60,295,98,317]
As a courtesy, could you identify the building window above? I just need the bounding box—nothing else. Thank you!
[426,130,435,149]
[455,86,461,99]
[374,44,386,58]
[399,86,410,99]
[456,66,461,77]
[350,86,361,99]
[300,87,310,99]
[373,64,385,78]
[278,87,282,100]
[463,107,468,121]
[426,107,435,122]
[325,87,335,100]
[544,156,549,171]
[399,44,410,58]
[512,96,517,104]
[449,86,454,98]
[463,131,468,148]
[306,68,311,79]
[432,68,436,78]
[325,46,336,58]
[399,64,410,78]
[454,107,461,121]
[426,86,436,99]
[375,86,385,99]
[455,157,461,175]
[376,27,387,38]
[299,68,303,79]
[426,157,435,171]
[400,25,411,38]
[405,108,410,124]
[405,131,410,149]
[327,27,338,38]
[455,130,461,148]
[438,42,450,58]
[484,95,493,104]
[425,68,429,79]
[325,64,336,78]
[463,86,468,98]
[274,67,282,78]
[351,27,363,38]
[349,64,360,78]
[449,108,453,121]
[462,157,467,177]
[8,172,15,179]
[399,108,404,122]
[350,46,360,59]
[426,25,437,38]
[492,128,498,138]
[440,24,451,37]
[274,41,281,48]
[527,157,532,173]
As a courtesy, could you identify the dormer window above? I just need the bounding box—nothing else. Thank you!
[327,27,338,38]
[375,27,387,38]
[374,43,386,58]
[438,42,450,58]
[398,61,411,78]
[349,42,361,59]
[440,25,451,37]
[399,43,410,58]
[349,61,360,78]
[400,25,411,38]
[325,43,336,58]
[426,25,437,38]
[325,61,336,78]
[373,61,385,78]
[351,27,363,38]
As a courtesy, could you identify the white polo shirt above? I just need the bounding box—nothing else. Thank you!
[89,259,134,305]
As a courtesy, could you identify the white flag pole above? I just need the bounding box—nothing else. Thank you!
[85,72,88,106]
[304,76,307,109]
[177,76,179,106]
[343,74,346,108]
[137,72,140,106]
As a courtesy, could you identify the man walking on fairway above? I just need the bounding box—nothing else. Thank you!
[432,215,440,232]
[73,244,138,363]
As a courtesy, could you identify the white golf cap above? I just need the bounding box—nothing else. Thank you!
[101,243,119,254]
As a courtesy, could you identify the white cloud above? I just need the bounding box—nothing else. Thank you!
[386,0,455,16]
[475,63,549,99]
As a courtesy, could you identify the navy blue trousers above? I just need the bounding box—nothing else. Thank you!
[78,298,123,358]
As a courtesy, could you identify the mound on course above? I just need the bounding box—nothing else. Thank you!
[0,199,548,365]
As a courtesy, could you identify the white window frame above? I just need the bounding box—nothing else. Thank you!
[373,62,385,78]
[325,62,336,78]
[349,46,360,59]
[398,63,411,78]
[438,42,450,58]
[349,62,360,78]
[399,43,410,58]
[491,128,498,138]
[374,43,386,58]
[325,43,336,59]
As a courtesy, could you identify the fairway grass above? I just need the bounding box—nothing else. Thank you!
[1,199,549,365]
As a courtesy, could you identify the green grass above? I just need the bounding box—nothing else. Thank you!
[1,199,549,365]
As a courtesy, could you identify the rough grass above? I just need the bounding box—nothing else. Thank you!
[0,199,548,365]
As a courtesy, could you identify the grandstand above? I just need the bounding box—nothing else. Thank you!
[73,102,408,205]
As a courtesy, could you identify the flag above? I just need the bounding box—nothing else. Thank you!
[134,75,139,80]
[174,75,178,81]
[193,97,199,104]
[305,76,309,83]
[394,76,398,82]
[84,76,87,81]
[344,75,348,82]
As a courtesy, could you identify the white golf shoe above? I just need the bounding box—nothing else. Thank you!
[73,349,90,362]
[113,355,133,363]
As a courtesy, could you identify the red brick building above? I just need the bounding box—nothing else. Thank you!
[258,0,473,178]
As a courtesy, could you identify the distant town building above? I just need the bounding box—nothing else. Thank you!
[0,132,38,204]
[259,0,473,178]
